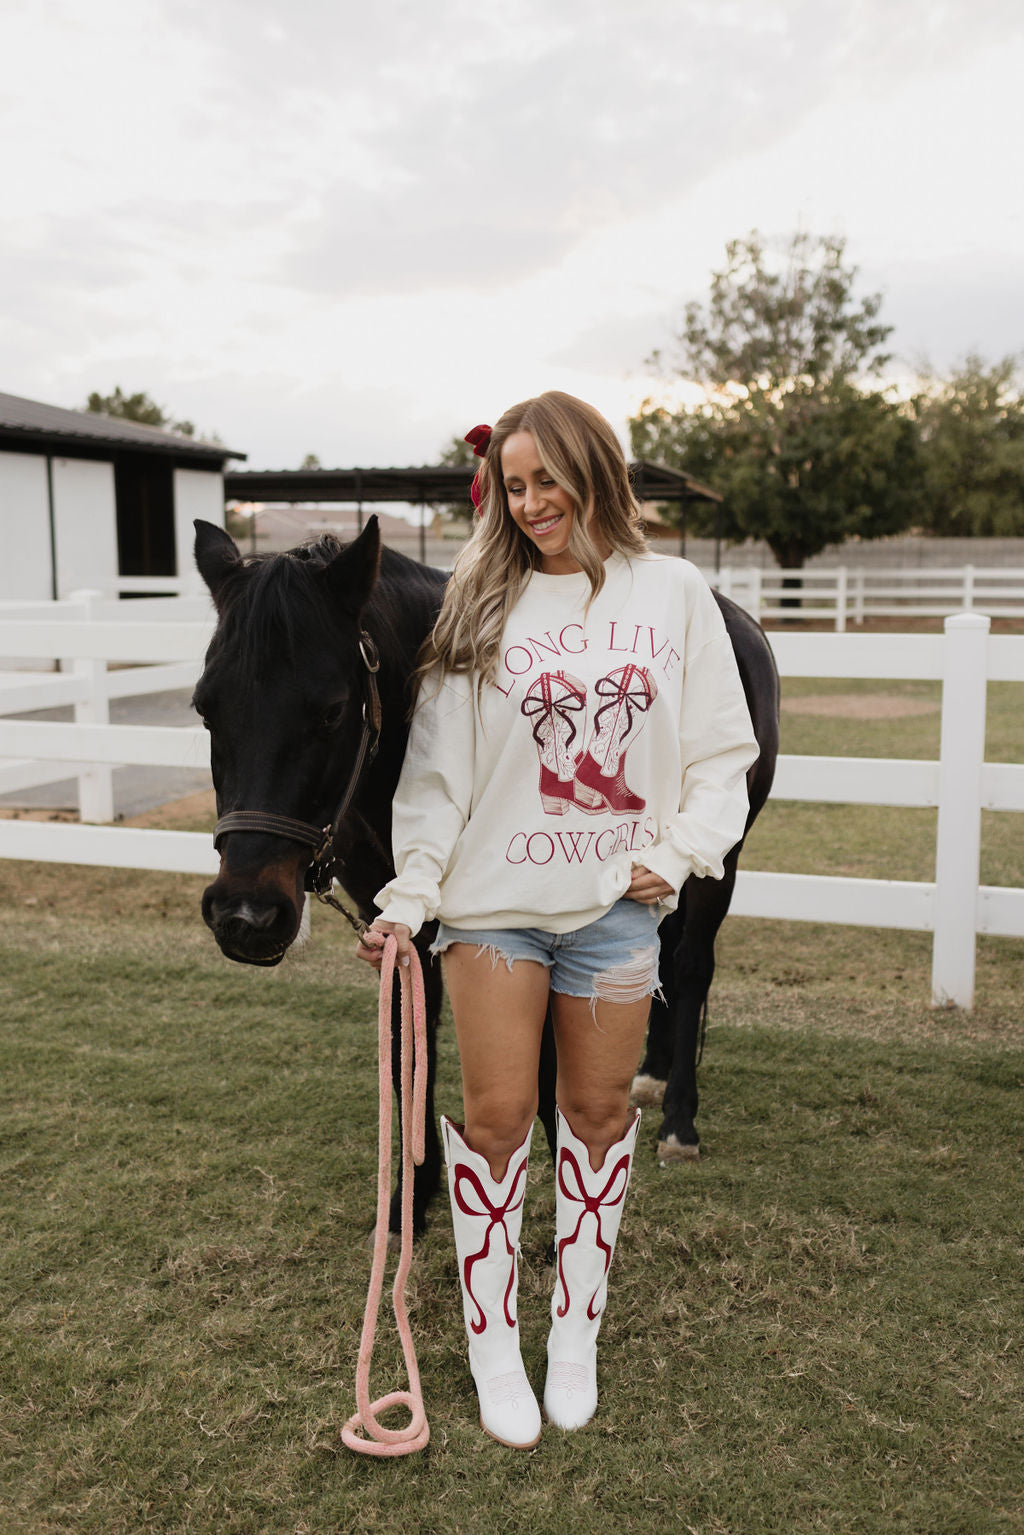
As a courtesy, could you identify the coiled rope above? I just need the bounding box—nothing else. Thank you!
[342,936,430,1456]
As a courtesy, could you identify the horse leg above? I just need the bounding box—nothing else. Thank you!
[630,906,683,1108]
[387,936,443,1241]
[537,1009,558,1165]
[655,863,736,1164]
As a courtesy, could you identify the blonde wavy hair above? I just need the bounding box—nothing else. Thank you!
[419,391,648,688]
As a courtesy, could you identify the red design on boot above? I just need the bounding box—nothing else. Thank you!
[574,665,658,814]
[442,1118,542,1449]
[545,1108,641,1430]
[521,671,588,814]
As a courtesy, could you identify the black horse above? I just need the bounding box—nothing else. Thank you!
[192,515,777,1231]
[630,598,778,1161]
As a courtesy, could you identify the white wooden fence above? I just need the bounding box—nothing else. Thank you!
[0,590,214,823]
[712,564,1024,630]
[1,599,1022,1010]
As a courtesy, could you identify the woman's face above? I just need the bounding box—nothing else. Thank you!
[500,430,586,575]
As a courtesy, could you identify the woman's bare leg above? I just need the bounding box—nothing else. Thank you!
[442,944,551,1180]
[550,993,651,1168]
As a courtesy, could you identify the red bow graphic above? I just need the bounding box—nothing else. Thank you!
[521,672,587,753]
[553,1147,632,1321]
[452,1154,528,1334]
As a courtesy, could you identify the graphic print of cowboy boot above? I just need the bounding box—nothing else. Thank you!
[521,671,588,815]
[574,664,658,814]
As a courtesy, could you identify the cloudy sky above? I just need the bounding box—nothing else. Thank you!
[3,0,1022,470]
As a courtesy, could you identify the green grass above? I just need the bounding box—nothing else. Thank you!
[1,686,1022,1533]
[744,677,1024,889]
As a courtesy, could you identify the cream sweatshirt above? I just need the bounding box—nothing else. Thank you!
[374,551,760,936]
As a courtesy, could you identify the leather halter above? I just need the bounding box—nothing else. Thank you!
[212,631,382,926]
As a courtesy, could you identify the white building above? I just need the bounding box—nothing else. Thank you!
[0,391,245,600]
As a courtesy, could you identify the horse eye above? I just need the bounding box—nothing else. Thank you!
[319,702,346,734]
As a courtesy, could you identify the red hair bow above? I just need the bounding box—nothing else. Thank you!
[464,423,492,512]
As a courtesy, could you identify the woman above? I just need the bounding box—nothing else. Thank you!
[357,391,758,1448]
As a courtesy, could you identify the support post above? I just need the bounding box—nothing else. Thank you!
[964,564,975,610]
[69,589,115,824]
[931,612,990,1008]
[835,567,848,633]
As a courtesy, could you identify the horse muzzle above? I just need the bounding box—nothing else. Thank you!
[202,872,304,967]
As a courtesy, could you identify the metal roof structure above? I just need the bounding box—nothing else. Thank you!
[0,390,246,466]
[223,459,720,506]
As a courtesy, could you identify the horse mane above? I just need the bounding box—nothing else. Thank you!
[209,535,446,692]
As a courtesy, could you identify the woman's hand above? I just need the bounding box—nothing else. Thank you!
[625,864,673,905]
[356,920,413,970]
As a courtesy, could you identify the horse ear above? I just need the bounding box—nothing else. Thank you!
[320,515,382,614]
[194,520,242,604]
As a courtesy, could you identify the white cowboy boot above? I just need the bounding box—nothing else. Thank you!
[520,670,588,814]
[574,664,658,814]
[441,1116,542,1449]
[544,1107,641,1429]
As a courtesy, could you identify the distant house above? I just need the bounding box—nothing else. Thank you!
[0,391,246,600]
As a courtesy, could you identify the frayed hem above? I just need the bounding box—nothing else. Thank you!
[430,938,530,974]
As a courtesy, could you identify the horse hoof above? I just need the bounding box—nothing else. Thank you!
[366,1228,405,1253]
[630,1073,666,1108]
[657,1134,701,1165]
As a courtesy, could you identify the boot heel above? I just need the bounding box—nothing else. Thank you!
[572,780,607,812]
[541,793,570,814]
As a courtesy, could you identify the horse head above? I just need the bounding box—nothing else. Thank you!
[193,516,383,965]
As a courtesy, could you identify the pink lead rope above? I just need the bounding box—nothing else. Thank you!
[342,936,431,1456]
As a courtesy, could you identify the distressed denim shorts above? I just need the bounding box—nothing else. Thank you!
[430,898,661,1006]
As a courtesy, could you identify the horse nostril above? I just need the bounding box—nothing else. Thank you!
[207,897,281,932]
[238,902,278,931]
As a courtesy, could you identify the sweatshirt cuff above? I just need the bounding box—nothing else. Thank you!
[373,892,429,936]
[636,840,695,898]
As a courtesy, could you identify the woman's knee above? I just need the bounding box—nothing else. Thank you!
[557,1093,633,1157]
[463,1093,538,1178]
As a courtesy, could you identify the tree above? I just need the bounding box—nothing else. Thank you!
[631,231,922,567]
[438,433,477,524]
[300,452,322,469]
[85,387,197,439]
[913,355,1024,536]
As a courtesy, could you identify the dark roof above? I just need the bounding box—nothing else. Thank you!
[0,390,246,466]
[224,459,720,505]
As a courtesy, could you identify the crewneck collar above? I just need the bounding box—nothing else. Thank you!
[526,550,630,591]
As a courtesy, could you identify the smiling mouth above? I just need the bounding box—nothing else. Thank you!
[529,514,563,536]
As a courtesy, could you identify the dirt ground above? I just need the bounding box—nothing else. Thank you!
[781,693,939,718]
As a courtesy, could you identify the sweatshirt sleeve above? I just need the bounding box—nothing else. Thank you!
[639,581,761,899]
[373,670,477,935]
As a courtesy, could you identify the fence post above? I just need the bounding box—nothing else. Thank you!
[750,566,762,624]
[835,567,847,633]
[68,589,115,824]
[854,567,865,626]
[931,612,990,1008]
[963,564,975,611]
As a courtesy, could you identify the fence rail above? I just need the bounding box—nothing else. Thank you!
[712,564,1024,629]
[1,596,1022,1010]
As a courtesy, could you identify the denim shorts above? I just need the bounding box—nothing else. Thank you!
[430,898,661,1006]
